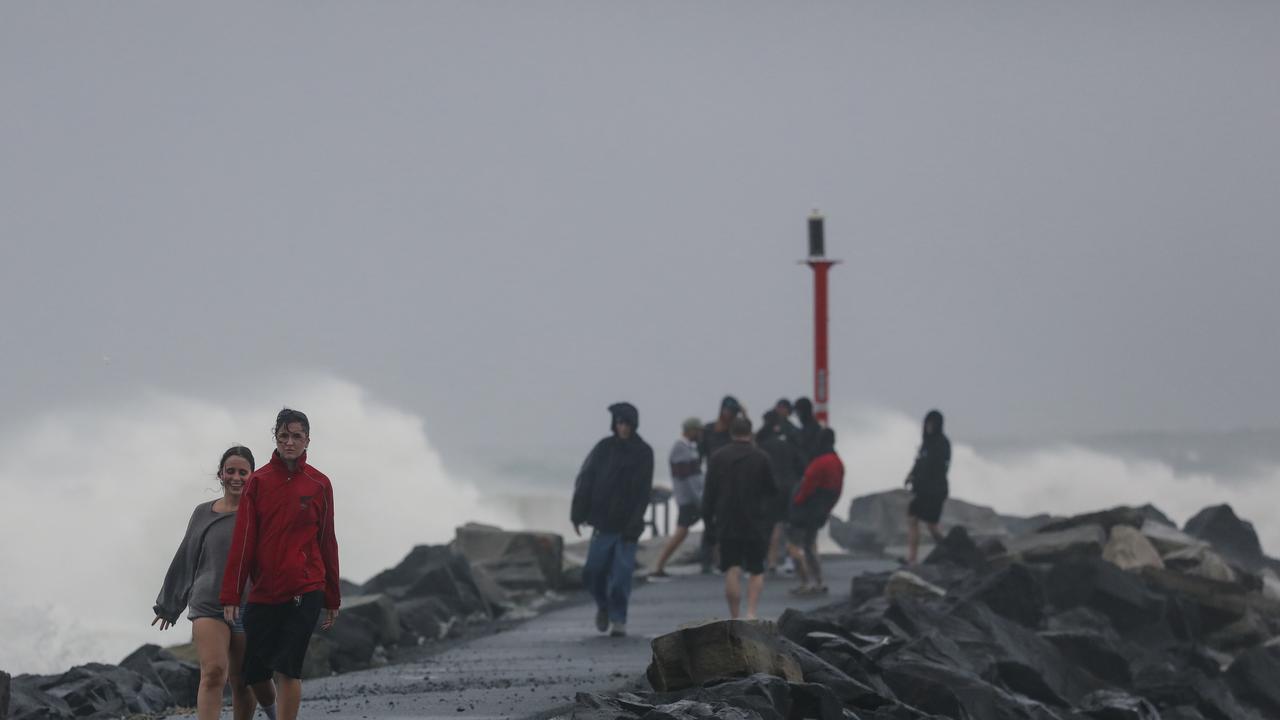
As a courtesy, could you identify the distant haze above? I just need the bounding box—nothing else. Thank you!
[1,1,1278,673]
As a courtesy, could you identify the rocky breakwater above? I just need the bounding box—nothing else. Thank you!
[562,502,1280,719]
[3,524,567,720]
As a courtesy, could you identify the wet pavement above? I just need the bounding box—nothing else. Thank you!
[178,556,896,720]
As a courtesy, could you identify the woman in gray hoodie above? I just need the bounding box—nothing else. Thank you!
[153,446,276,720]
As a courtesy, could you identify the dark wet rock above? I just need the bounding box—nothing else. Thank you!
[396,595,459,642]
[999,512,1056,537]
[9,675,74,720]
[1226,645,1280,716]
[1076,689,1160,719]
[1034,507,1157,535]
[1007,524,1107,563]
[322,612,379,673]
[1040,628,1133,687]
[1184,504,1267,571]
[951,562,1046,628]
[850,572,893,607]
[827,516,885,554]
[363,545,491,618]
[36,663,171,718]
[1,671,10,720]
[454,523,564,592]
[923,526,987,571]
[300,634,334,679]
[1045,558,1163,630]
[646,620,803,693]
[879,659,1061,720]
[780,637,894,710]
[1204,609,1271,652]
[117,644,198,708]
[340,594,401,646]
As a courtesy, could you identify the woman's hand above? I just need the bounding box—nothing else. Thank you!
[223,604,239,625]
[321,608,339,630]
[151,615,173,631]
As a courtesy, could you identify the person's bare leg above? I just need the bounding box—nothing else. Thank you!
[806,539,823,588]
[787,543,811,587]
[766,523,785,570]
[653,525,689,574]
[906,514,921,565]
[250,680,277,710]
[275,675,302,720]
[745,573,765,619]
[928,523,945,543]
[193,619,231,720]
[227,632,257,720]
[724,566,742,619]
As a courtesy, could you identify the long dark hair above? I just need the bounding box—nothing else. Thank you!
[218,445,256,476]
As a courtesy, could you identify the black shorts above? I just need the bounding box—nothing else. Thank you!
[718,536,766,575]
[788,524,819,548]
[908,492,947,525]
[676,503,702,528]
[242,591,324,683]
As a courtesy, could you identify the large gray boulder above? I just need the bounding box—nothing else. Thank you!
[646,620,803,692]
[1103,525,1165,571]
[362,544,490,618]
[454,523,564,592]
[1184,504,1267,571]
[118,644,197,708]
[37,664,171,718]
[842,490,1012,549]
[8,675,74,720]
[1005,524,1107,563]
[339,594,401,646]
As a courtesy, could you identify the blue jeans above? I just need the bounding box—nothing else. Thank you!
[583,531,638,624]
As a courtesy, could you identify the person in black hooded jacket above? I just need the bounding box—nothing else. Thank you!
[570,402,654,637]
[905,409,950,565]
[793,397,822,461]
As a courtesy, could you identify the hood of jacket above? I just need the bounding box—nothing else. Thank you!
[609,402,639,434]
[922,409,945,440]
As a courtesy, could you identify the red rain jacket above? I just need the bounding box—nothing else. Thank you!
[793,452,844,508]
[219,451,341,609]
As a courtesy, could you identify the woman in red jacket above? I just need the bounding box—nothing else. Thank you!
[787,428,843,595]
[221,408,340,720]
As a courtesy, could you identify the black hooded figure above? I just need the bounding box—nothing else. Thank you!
[905,409,950,564]
[793,397,822,461]
[570,402,654,636]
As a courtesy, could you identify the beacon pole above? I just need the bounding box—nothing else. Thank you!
[804,211,840,426]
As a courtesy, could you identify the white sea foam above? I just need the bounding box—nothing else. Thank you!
[832,407,1280,554]
[0,374,512,674]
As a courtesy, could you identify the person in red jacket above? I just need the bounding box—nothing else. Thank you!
[787,428,843,595]
[221,408,340,720]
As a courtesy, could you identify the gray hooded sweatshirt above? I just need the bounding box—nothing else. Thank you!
[154,500,243,623]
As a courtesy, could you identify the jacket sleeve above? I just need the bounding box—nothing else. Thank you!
[700,458,719,526]
[219,477,259,606]
[570,443,599,526]
[154,508,200,622]
[623,445,655,542]
[319,480,341,610]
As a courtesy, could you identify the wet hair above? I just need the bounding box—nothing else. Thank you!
[730,416,753,438]
[218,446,256,479]
[274,407,310,437]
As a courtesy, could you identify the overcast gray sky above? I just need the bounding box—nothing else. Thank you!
[3,1,1279,464]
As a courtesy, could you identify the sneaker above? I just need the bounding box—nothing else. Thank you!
[595,608,609,633]
[813,585,829,594]
[788,585,814,596]
[609,622,627,637]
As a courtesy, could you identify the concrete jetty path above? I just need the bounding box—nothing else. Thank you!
[289,557,895,720]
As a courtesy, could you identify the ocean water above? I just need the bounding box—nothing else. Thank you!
[2,377,1276,675]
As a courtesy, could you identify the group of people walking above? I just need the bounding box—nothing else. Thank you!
[571,396,951,632]
[153,409,340,720]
